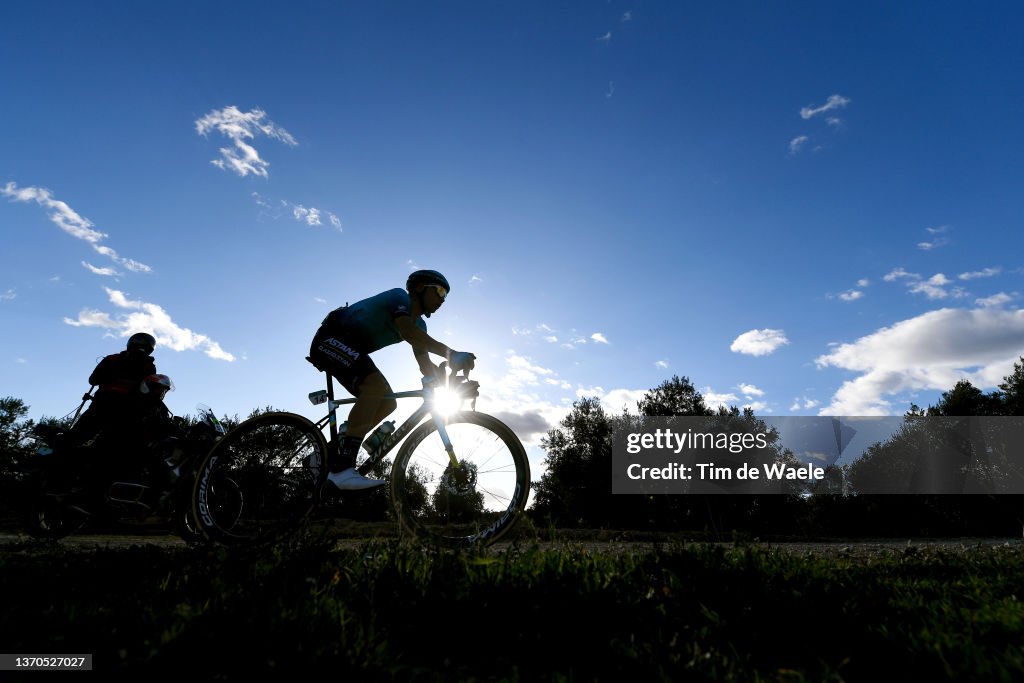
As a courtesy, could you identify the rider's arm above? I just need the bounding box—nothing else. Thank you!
[394,315,450,374]
[88,355,117,386]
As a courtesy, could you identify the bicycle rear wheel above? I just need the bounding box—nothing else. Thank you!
[390,411,530,548]
[192,412,327,544]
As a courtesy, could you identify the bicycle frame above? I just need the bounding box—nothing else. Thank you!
[308,367,474,476]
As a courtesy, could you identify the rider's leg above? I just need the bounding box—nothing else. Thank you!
[328,371,395,490]
[343,371,397,440]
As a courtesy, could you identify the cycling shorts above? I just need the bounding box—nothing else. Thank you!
[309,332,379,395]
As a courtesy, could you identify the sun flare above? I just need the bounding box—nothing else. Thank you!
[431,386,464,417]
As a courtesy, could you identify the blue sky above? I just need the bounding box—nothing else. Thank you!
[3,2,1024,481]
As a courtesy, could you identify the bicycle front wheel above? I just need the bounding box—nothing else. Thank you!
[193,412,328,544]
[391,411,530,548]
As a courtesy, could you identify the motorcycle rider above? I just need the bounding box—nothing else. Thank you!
[69,332,160,449]
[308,269,476,491]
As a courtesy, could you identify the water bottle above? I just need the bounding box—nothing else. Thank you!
[364,420,396,453]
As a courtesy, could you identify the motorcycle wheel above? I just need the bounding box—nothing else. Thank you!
[24,493,80,540]
[174,496,208,545]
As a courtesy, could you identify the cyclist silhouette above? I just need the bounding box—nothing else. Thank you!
[308,270,476,490]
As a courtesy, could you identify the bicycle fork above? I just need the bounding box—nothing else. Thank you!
[432,412,461,469]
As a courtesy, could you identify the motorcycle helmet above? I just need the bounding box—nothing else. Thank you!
[127,332,156,355]
[140,374,173,400]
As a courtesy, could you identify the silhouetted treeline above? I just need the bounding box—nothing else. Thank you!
[530,360,1024,538]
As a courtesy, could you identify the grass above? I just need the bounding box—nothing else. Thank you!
[0,533,1022,681]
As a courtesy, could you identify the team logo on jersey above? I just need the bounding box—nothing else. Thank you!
[323,337,360,360]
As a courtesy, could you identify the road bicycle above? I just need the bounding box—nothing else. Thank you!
[192,362,530,548]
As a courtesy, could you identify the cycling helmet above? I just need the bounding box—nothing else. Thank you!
[127,332,156,355]
[140,374,173,399]
[406,269,450,294]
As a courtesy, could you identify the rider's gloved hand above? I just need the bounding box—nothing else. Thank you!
[448,351,476,372]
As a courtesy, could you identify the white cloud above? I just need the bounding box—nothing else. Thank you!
[503,353,555,388]
[621,11,632,22]
[252,192,342,232]
[82,261,120,277]
[64,287,235,361]
[591,332,609,344]
[3,182,151,273]
[195,106,297,178]
[815,307,1024,415]
[789,135,810,155]
[918,225,951,251]
[835,278,870,302]
[1,289,15,301]
[790,397,820,412]
[2,181,106,243]
[703,385,769,413]
[731,328,790,356]
[599,388,647,414]
[293,205,321,226]
[976,292,1012,307]
[917,237,950,251]
[93,246,151,273]
[654,359,669,369]
[908,273,967,300]
[561,336,589,349]
[469,353,575,446]
[596,31,611,43]
[703,389,739,412]
[960,267,1001,280]
[800,94,851,120]
[884,267,915,282]
[886,269,967,299]
[739,383,765,397]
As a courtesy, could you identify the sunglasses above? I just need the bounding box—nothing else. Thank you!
[429,285,448,301]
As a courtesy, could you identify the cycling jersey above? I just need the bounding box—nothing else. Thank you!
[318,288,427,352]
[310,288,428,394]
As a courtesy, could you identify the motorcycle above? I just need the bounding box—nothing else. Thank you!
[22,402,226,543]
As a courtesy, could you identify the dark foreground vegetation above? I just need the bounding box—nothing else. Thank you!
[1,533,1022,681]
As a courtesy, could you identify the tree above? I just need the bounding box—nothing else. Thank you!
[0,397,41,517]
[532,376,805,533]
[431,460,485,522]
[0,397,38,475]
[998,356,1024,416]
[638,376,712,417]
[531,397,618,526]
[926,379,1002,417]
[835,367,1024,535]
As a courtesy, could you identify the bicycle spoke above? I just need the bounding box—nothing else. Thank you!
[391,412,530,548]
[193,412,327,544]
